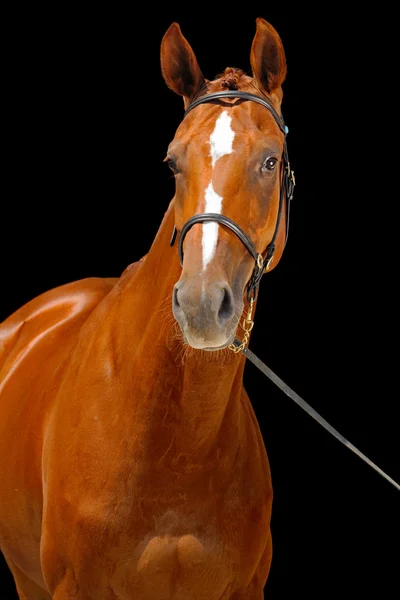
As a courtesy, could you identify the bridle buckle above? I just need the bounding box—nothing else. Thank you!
[264,255,274,272]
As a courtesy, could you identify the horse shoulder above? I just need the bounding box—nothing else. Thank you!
[0,275,120,585]
[0,277,118,377]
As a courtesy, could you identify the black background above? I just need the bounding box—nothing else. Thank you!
[1,6,399,599]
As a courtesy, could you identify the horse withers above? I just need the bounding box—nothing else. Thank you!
[0,18,291,599]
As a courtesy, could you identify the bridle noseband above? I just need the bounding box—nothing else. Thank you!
[169,90,296,301]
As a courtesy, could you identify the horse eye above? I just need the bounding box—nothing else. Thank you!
[261,157,278,173]
[166,157,179,175]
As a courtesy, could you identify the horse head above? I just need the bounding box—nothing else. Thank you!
[161,18,293,350]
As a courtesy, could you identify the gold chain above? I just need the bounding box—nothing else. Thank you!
[228,298,255,353]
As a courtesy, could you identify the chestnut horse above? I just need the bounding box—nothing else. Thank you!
[0,18,292,599]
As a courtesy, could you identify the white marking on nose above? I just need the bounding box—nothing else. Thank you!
[202,111,235,271]
[202,183,223,270]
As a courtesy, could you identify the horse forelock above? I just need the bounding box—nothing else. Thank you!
[210,68,255,93]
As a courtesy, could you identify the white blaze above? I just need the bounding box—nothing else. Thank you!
[209,111,235,167]
[202,111,235,271]
[202,183,223,269]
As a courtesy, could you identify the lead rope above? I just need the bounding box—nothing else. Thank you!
[230,323,400,492]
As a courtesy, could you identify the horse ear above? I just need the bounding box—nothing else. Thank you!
[250,18,287,96]
[161,23,205,103]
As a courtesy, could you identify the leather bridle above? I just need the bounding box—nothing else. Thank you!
[166,90,400,493]
[169,90,296,301]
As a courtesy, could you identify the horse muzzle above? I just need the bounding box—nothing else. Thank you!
[172,278,241,350]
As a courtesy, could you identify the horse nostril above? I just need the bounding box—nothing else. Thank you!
[217,285,235,325]
[173,287,181,310]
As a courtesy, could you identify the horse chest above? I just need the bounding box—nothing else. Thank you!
[58,460,269,599]
[124,460,270,597]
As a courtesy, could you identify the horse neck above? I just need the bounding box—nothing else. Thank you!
[106,200,246,455]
